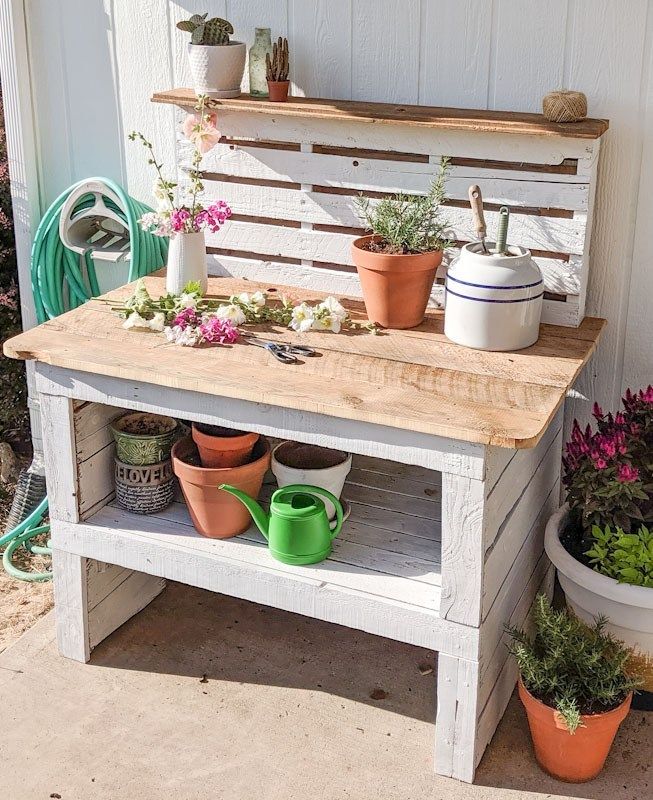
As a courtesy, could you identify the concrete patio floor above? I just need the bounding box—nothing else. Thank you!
[0,582,650,800]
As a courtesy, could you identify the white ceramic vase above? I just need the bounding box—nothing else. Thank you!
[187,42,246,98]
[444,242,543,351]
[271,442,352,522]
[545,505,653,692]
[166,231,207,296]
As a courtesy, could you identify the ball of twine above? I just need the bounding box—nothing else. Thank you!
[542,90,587,123]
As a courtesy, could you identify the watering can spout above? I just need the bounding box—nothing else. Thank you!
[219,484,269,538]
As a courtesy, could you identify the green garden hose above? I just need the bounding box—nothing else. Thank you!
[2,178,168,580]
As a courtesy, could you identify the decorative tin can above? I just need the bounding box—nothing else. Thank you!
[111,412,178,466]
[115,458,175,515]
[444,242,543,351]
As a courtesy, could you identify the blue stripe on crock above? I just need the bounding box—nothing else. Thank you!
[445,285,544,304]
[447,273,543,290]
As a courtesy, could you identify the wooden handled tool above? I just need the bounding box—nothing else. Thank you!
[468,184,488,253]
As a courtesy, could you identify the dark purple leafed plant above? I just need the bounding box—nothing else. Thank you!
[562,387,653,533]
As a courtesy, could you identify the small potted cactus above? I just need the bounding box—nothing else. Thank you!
[266,37,290,102]
[177,13,246,99]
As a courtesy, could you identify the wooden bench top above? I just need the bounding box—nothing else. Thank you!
[153,89,609,140]
[4,274,604,449]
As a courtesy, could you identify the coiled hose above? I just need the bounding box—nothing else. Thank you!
[3,177,168,580]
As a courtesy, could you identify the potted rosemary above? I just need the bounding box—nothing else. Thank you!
[177,13,246,99]
[507,594,639,782]
[352,159,450,329]
[544,386,653,697]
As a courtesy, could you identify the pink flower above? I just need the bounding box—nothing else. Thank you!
[616,463,640,483]
[182,112,221,155]
[198,316,239,344]
[172,308,201,330]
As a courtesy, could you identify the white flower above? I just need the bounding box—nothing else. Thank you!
[178,292,198,309]
[319,296,347,321]
[148,312,166,332]
[236,291,266,308]
[163,325,200,346]
[289,302,316,333]
[312,296,348,333]
[123,311,166,332]
[152,178,172,211]
[138,211,172,237]
[214,303,247,325]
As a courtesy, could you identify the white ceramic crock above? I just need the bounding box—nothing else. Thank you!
[545,505,653,691]
[166,230,207,295]
[444,242,543,351]
[271,442,352,521]
[187,42,246,99]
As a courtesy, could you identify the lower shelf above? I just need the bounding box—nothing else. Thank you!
[52,455,480,656]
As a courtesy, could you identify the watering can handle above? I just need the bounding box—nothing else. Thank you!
[291,485,344,539]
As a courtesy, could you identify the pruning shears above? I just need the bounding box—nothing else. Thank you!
[244,336,317,364]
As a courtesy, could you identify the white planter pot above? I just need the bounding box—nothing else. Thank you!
[187,42,246,99]
[271,442,352,521]
[444,242,543,351]
[166,231,207,296]
[545,505,653,691]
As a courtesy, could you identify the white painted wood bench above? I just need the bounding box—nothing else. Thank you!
[5,270,603,783]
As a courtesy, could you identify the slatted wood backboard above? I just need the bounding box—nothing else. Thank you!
[153,91,609,327]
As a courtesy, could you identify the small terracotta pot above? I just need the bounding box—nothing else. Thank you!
[172,435,270,538]
[191,423,259,468]
[518,680,632,782]
[267,80,289,101]
[351,235,442,329]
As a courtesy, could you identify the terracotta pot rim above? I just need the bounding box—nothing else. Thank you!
[352,234,444,261]
[518,679,633,723]
[191,424,259,451]
[172,435,270,478]
[267,79,290,86]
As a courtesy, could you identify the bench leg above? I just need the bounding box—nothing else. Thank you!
[53,548,165,662]
[435,653,481,783]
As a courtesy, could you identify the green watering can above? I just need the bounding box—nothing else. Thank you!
[219,483,343,565]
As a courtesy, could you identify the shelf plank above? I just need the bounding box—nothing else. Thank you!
[152,89,609,139]
[4,273,604,449]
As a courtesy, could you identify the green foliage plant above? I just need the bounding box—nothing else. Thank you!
[354,158,451,254]
[506,594,640,733]
[177,13,234,46]
[585,523,653,587]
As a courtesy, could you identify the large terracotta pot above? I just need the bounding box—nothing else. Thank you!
[518,681,632,782]
[172,435,270,538]
[191,423,259,468]
[351,235,442,329]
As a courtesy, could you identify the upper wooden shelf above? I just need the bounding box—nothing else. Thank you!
[4,274,605,449]
[152,88,609,140]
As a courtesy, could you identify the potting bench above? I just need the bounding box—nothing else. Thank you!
[4,273,603,782]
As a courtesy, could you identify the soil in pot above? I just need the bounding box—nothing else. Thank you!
[351,235,442,329]
[172,435,270,538]
[191,423,259,469]
[518,681,632,782]
[111,413,178,466]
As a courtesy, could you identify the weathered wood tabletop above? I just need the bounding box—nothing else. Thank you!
[4,273,604,449]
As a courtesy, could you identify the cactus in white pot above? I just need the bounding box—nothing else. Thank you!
[177,13,246,99]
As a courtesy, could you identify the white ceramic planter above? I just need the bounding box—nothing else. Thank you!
[187,42,246,98]
[545,505,653,691]
[444,242,543,351]
[166,231,207,295]
[271,442,352,521]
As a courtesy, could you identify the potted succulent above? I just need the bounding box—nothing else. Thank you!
[271,441,351,521]
[172,435,270,538]
[191,423,259,468]
[544,386,653,696]
[507,594,639,782]
[352,159,450,329]
[177,13,246,99]
[266,37,290,102]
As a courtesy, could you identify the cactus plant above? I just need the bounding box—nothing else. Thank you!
[266,37,289,82]
[177,13,234,46]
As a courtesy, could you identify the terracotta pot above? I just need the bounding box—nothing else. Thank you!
[191,423,259,468]
[172,436,270,538]
[267,80,289,101]
[518,680,632,782]
[351,235,442,329]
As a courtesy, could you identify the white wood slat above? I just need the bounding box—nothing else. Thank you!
[351,455,441,485]
[201,144,591,209]
[204,180,587,255]
[91,502,440,609]
[347,467,441,501]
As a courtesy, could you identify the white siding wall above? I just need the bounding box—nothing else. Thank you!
[21,0,653,416]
